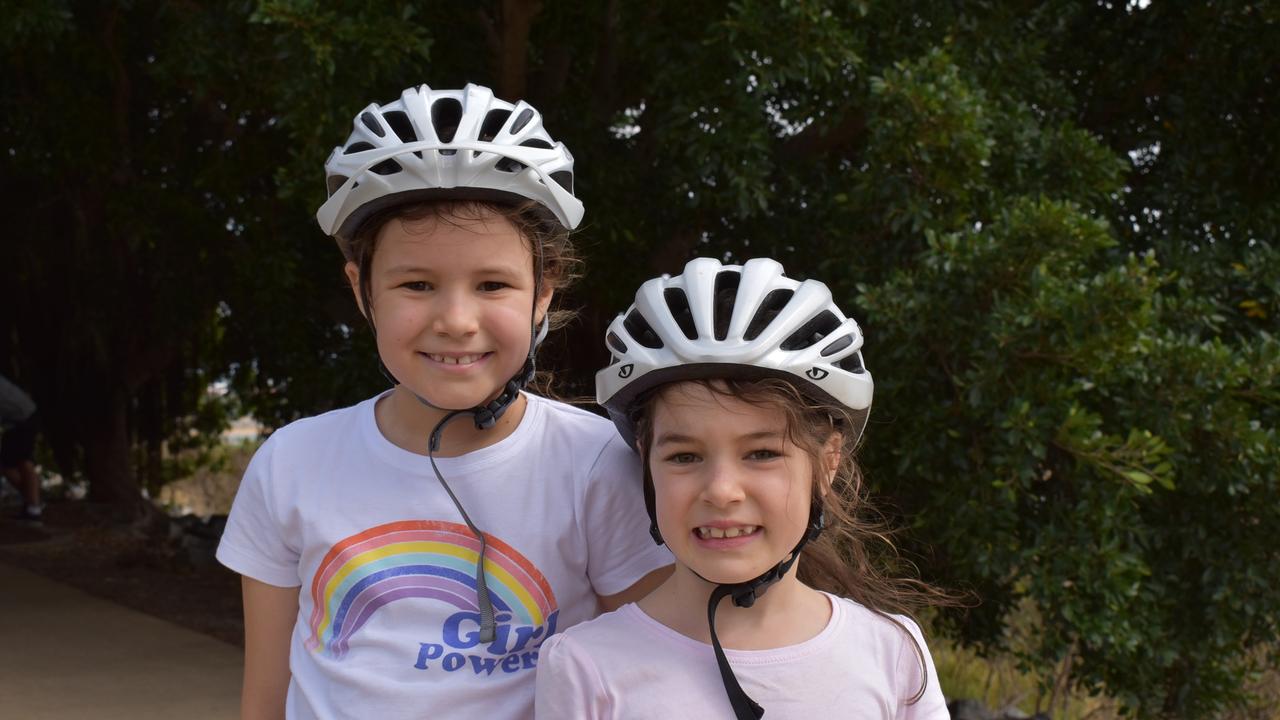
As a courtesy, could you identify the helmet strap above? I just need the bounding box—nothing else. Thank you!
[643,468,664,545]
[427,410,497,643]
[365,232,548,645]
[701,504,825,720]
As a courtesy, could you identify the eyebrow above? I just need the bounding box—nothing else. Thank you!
[653,430,783,446]
[383,264,522,276]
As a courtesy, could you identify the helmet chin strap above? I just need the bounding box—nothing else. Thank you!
[648,496,825,720]
[364,266,548,645]
[408,314,546,644]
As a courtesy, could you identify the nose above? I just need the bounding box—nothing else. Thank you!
[700,458,745,509]
[432,288,480,337]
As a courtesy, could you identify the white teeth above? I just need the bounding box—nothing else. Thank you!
[428,353,483,365]
[696,526,757,539]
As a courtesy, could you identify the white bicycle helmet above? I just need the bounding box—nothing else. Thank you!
[316,83,583,252]
[596,257,874,448]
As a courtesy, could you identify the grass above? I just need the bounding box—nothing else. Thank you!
[932,638,1118,719]
[929,607,1279,720]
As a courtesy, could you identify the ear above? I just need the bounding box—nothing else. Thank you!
[533,282,555,327]
[344,261,366,316]
[819,431,843,495]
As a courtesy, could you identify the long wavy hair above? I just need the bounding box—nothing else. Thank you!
[631,377,959,704]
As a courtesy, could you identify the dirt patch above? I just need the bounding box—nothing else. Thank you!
[156,446,251,517]
[0,499,244,648]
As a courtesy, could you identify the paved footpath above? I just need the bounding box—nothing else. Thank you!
[0,560,243,719]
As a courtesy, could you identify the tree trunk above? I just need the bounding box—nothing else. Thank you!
[497,0,542,100]
[83,392,147,518]
[137,376,165,496]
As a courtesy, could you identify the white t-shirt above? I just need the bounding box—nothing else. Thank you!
[217,392,672,720]
[535,593,950,719]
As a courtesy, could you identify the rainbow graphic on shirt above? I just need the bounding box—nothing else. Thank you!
[305,520,557,659]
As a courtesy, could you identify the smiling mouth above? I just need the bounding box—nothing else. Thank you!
[425,353,489,365]
[695,526,760,539]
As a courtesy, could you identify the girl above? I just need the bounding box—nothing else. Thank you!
[536,257,951,719]
[217,84,671,720]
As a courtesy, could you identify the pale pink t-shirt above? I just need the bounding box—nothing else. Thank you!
[535,593,949,719]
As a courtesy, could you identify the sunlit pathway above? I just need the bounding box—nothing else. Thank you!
[0,561,242,719]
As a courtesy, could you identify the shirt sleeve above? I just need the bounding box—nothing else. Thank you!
[895,615,950,719]
[535,632,611,719]
[581,435,673,596]
[215,436,302,588]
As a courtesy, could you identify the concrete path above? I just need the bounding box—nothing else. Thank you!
[0,560,243,719]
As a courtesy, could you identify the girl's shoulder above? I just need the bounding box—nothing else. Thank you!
[523,394,623,445]
[541,604,658,670]
[827,594,929,648]
[526,393,612,426]
[257,396,374,453]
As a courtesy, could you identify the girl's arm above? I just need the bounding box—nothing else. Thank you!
[597,564,672,611]
[241,576,299,720]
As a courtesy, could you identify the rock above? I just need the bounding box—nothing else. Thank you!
[167,513,227,567]
[948,699,995,720]
[180,531,219,567]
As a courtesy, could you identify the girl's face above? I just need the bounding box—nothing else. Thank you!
[346,208,551,411]
[646,382,828,586]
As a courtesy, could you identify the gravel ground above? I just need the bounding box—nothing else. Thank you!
[0,498,244,648]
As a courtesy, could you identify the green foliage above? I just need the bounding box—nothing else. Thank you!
[3,1,1277,715]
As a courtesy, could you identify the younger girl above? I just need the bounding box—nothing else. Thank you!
[217,84,671,720]
[536,257,950,718]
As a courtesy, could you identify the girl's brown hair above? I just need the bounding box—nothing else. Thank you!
[632,377,959,704]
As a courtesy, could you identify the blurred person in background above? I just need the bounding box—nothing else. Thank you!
[0,373,41,522]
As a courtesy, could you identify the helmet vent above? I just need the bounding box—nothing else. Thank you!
[623,310,664,349]
[663,288,698,339]
[837,352,866,374]
[510,108,535,134]
[344,141,375,155]
[383,110,417,142]
[431,98,463,142]
[781,311,841,350]
[370,159,402,176]
[497,139,554,173]
[551,171,573,192]
[744,289,794,341]
[820,334,853,357]
[360,112,386,138]
[480,109,512,141]
[496,157,526,173]
[712,271,742,341]
[607,332,628,354]
[326,174,349,196]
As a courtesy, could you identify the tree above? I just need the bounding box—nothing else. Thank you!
[0,0,333,515]
[232,2,1280,713]
[3,1,1275,714]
